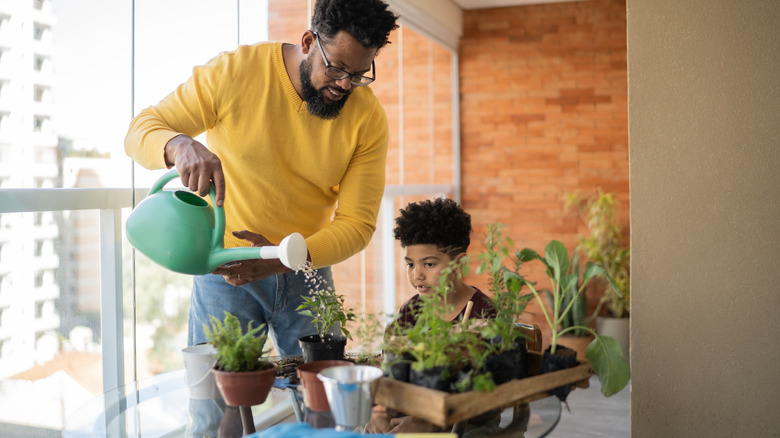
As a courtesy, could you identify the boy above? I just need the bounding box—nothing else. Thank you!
[393,197,496,328]
[365,198,497,434]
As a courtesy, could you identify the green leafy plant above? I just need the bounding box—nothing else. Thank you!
[352,312,386,364]
[396,256,479,373]
[543,250,589,337]
[565,189,630,318]
[203,311,272,372]
[296,289,357,341]
[475,224,533,352]
[514,240,630,397]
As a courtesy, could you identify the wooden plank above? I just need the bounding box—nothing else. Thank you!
[373,378,450,426]
[373,353,593,427]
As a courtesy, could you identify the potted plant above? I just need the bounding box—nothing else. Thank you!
[352,312,385,366]
[474,224,533,384]
[203,311,278,407]
[543,249,595,360]
[565,189,630,359]
[513,239,630,399]
[296,288,357,362]
[401,283,465,392]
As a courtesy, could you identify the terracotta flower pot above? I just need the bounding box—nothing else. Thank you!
[212,363,278,407]
[296,360,354,412]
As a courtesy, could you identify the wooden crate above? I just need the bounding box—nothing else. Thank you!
[372,351,592,427]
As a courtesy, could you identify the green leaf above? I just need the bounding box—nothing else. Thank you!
[544,240,569,281]
[517,248,543,263]
[586,335,631,397]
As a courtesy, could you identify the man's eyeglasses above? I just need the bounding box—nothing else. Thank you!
[313,31,375,87]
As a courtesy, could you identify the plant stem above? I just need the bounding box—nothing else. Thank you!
[524,283,555,351]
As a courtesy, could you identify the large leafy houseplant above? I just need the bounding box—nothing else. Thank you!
[544,250,590,337]
[513,239,630,397]
[565,189,630,318]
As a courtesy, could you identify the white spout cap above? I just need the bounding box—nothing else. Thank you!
[260,232,308,270]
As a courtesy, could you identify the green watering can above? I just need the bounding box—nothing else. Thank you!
[126,169,308,275]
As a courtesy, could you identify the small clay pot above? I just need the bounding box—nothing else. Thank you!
[299,334,347,363]
[212,363,278,407]
[296,360,354,412]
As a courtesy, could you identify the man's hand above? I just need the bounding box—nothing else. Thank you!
[211,231,292,285]
[165,134,226,206]
[388,415,443,433]
[363,406,392,434]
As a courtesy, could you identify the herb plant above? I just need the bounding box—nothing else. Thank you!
[475,224,533,353]
[296,289,356,341]
[203,311,271,372]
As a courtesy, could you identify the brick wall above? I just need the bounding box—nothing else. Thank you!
[459,0,629,334]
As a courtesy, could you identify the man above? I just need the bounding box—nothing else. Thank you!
[125,0,399,356]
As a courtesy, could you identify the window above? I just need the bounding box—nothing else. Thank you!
[34,85,49,102]
[0,112,10,131]
[34,271,44,288]
[34,55,47,72]
[0,2,458,436]
[34,23,50,42]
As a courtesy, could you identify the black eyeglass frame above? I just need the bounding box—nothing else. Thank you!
[313,31,376,87]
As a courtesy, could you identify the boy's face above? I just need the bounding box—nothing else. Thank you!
[403,244,456,295]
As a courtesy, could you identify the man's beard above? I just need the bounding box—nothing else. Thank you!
[299,56,350,120]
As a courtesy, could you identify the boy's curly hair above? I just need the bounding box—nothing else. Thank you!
[311,0,399,50]
[393,198,472,257]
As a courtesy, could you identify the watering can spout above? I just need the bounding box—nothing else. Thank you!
[126,169,309,275]
[207,232,309,272]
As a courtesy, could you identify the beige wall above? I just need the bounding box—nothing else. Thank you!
[628,1,780,436]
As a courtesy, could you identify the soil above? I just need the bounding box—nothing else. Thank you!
[273,353,383,386]
[275,355,304,385]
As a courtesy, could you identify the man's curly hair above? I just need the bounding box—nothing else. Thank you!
[393,198,472,257]
[311,0,399,50]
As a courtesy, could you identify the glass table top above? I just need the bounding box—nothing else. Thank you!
[62,368,562,437]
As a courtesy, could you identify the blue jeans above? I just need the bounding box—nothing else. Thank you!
[187,267,333,357]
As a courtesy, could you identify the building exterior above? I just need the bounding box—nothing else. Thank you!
[0,0,62,379]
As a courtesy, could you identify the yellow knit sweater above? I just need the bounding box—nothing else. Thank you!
[125,42,389,268]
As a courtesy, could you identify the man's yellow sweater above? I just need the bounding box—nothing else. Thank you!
[125,42,389,268]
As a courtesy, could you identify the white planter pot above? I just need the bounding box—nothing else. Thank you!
[596,316,630,361]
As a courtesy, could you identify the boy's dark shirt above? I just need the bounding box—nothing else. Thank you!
[395,286,497,328]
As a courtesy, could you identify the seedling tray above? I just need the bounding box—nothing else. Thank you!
[372,350,592,427]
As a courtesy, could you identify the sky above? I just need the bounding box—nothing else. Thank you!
[51,0,267,163]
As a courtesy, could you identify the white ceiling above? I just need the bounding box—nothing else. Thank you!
[452,0,584,9]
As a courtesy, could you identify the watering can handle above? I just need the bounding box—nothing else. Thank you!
[149,169,226,253]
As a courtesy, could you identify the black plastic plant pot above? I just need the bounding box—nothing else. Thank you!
[486,334,529,384]
[484,351,519,385]
[541,344,579,401]
[298,334,347,363]
[383,351,414,382]
[409,366,452,392]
